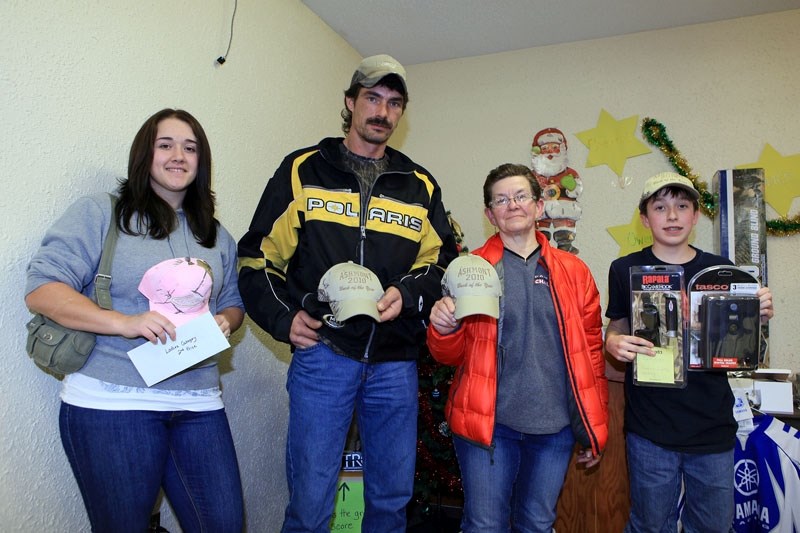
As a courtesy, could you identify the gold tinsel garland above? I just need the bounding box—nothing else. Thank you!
[641,117,800,237]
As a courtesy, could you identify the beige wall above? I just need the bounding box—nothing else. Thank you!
[1,1,798,530]
[402,10,800,373]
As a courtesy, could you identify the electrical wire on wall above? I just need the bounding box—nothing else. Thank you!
[216,0,238,65]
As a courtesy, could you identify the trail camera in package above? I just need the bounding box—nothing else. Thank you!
[687,266,761,371]
[630,266,686,388]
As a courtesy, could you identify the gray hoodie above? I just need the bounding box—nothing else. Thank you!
[25,193,243,390]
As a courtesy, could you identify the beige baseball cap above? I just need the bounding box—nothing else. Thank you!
[350,54,407,95]
[639,172,700,209]
[318,262,384,322]
[442,255,502,319]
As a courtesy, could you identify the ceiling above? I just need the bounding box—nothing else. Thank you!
[302,0,800,65]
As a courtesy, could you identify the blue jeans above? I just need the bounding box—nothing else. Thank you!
[59,403,243,533]
[282,343,418,533]
[625,432,734,533]
[453,423,575,533]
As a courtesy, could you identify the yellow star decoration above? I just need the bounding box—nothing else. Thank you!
[576,109,651,177]
[607,210,697,257]
[736,144,800,217]
[608,210,653,257]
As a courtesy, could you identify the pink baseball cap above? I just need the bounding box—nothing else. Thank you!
[138,258,213,327]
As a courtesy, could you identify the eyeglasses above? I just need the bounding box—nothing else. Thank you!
[490,193,536,208]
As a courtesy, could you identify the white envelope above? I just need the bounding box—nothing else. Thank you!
[127,311,230,386]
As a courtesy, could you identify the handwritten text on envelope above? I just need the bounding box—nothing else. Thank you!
[128,312,230,386]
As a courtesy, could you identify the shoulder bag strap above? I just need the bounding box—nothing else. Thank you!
[94,193,119,310]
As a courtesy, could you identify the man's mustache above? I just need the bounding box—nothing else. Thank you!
[367,117,393,128]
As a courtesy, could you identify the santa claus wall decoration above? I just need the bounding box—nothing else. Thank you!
[531,127,583,254]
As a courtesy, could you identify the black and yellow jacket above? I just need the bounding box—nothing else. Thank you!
[238,137,458,362]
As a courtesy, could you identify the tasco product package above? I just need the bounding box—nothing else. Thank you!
[687,265,761,371]
[630,266,687,388]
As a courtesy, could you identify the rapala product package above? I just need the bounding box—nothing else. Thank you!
[687,266,761,371]
[630,266,687,388]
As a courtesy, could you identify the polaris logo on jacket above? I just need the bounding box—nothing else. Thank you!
[306,194,424,233]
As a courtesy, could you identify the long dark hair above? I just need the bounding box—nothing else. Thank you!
[116,109,217,247]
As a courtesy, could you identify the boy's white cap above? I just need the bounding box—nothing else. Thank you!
[318,262,383,322]
[640,172,700,209]
[442,255,502,319]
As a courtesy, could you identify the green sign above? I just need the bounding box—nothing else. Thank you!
[329,471,364,531]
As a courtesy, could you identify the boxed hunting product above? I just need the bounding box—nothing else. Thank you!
[687,266,761,371]
[713,167,769,367]
[713,168,767,284]
[630,266,687,388]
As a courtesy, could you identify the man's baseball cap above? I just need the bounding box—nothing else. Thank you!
[318,262,384,322]
[139,258,213,327]
[639,172,700,210]
[442,255,502,320]
[350,54,407,95]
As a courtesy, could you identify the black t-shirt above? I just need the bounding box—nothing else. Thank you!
[606,246,737,453]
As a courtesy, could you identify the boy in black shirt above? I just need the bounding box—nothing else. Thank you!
[605,172,774,532]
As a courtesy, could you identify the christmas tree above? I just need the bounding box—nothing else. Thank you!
[412,212,466,506]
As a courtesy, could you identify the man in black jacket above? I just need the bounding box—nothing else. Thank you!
[238,54,457,533]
